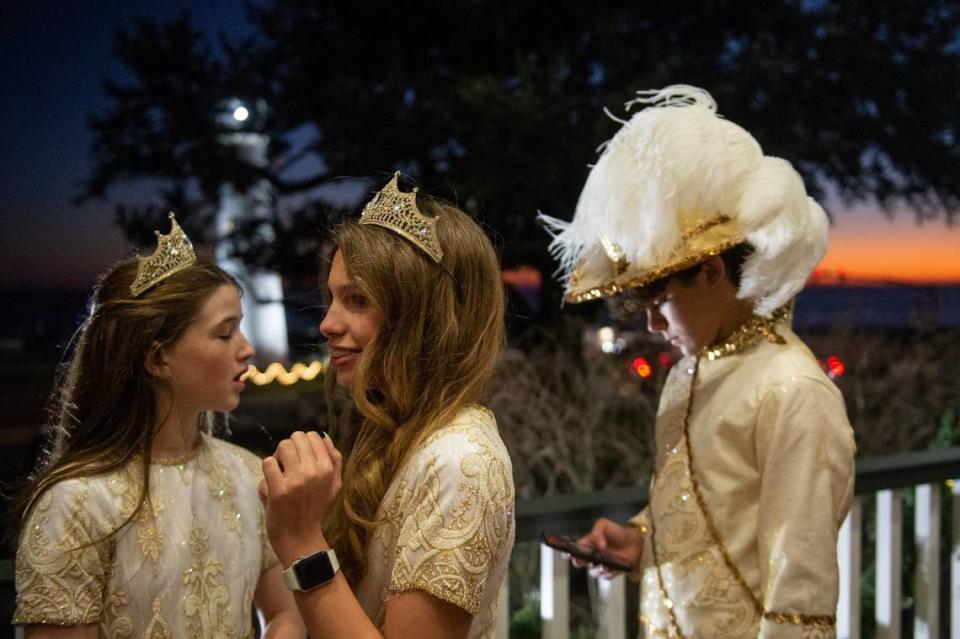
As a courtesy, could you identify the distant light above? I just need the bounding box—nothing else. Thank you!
[826,355,846,378]
[657,351,673,368]
[233,106,250,122]
[598,326,617,354]
[243,360,325,385]
[631,356,652,378]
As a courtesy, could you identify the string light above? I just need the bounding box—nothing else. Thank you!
[242,360,326,386]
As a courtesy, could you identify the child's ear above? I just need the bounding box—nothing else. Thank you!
[144,342,168,379]
[701,255,727,286]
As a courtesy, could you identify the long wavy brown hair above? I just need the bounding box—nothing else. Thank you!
[323,197,506,584]
[9,258,239,545]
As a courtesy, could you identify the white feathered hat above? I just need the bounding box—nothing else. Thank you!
[541,85,828,316]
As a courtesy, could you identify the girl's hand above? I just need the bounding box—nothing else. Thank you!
[261,431,342,566]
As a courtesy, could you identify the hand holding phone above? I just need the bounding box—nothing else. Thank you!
[541,532,634,573]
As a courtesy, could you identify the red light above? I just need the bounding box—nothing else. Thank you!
[631,357,652,378]
[827,355,845,378]
[657,351,672,368]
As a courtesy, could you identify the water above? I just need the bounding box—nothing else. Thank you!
[794,284,960,329]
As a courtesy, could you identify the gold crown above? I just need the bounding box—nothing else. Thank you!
[130,213,198,297]
[360,172,443,263]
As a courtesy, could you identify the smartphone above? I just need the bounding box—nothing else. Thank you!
[540,532,634,573]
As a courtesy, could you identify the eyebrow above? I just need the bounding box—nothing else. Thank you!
[213,315,242,328]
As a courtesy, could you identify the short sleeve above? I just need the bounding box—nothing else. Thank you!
[388,428,515,615]
[14,480,113,626]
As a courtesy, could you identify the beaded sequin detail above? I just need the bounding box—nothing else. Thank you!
[360,172,443,263]
[130,213,197,297]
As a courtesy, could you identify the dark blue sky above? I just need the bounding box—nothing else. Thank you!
[3,3,958,290]
[0,1,252,289]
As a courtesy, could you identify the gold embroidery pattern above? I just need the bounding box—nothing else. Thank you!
[144,598,172,639]
[103,587,134,638]
[376,408,514,619]
[647,356,836,637]
[136,496,166,574]
[183,526,238,638]
[198,442,243,539]
[15,438,265,637]
[13,483,110,625]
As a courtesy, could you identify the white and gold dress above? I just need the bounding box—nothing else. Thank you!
[633,317,856,639]
[14,434,276,638]
[354,405,515,638]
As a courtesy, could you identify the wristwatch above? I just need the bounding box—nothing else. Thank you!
[281,548,340,591]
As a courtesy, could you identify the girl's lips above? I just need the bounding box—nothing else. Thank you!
[330,350,358,367]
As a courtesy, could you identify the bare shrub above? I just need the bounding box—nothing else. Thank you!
[489,320,662,497]
[802,327,960,456]
[491,321,960,497]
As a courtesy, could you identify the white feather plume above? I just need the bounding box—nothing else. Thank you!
[541,84,827,312]
[736,157,828,314]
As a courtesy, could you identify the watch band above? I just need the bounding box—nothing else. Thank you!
[282,547,340,591]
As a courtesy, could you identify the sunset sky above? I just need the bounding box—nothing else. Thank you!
[1,2,957,291]
[816,204,960,284]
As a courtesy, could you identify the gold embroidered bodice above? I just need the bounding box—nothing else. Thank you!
[354,405,515,638]
[636,322,855,639]
[14,434,277,637]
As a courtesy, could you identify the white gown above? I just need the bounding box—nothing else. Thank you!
[354,405,515,638]
[14,434,276,638]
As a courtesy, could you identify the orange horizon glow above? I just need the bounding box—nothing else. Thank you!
[815,208,960,284]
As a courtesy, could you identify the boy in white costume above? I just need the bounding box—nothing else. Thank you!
[542,86,856,638]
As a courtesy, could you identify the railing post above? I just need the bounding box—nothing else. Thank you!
[540,544,569,639]
[596,575,626,639]
[494,577,509,639]
[951,478,960,639]
[914,483,941,638]
[875,489,903,639]
[837,496,862,639]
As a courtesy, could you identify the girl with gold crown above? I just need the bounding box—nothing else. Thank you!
[258,174,515,639]
[11,214,304,637]
[543,86,856,638]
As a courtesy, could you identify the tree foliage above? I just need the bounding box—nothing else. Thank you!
[84,1,960,318]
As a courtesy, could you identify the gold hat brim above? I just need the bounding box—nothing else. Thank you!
[563,217,744,304]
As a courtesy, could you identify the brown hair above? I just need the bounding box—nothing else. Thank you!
[324,197,506,584]
[10,258,239,544]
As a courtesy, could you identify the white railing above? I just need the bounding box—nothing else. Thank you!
[501,448,960,639]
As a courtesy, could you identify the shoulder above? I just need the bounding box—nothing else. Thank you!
[395,406,514,499]
[732,328,842,401]
[417,406,510,466]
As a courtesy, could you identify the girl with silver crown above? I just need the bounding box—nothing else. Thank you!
[11,214,304,638]
[258,174,515,639]
[543,86,856,638]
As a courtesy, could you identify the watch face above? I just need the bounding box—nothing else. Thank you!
[294,551,335,588]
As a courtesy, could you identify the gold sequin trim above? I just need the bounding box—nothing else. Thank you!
[649,356,837,637]
[700,305,791,361]
[764,610,837,627]
[151,435,203,466]
[564,238,744,303]
[600,236,629,275]
[680,214,732,241]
